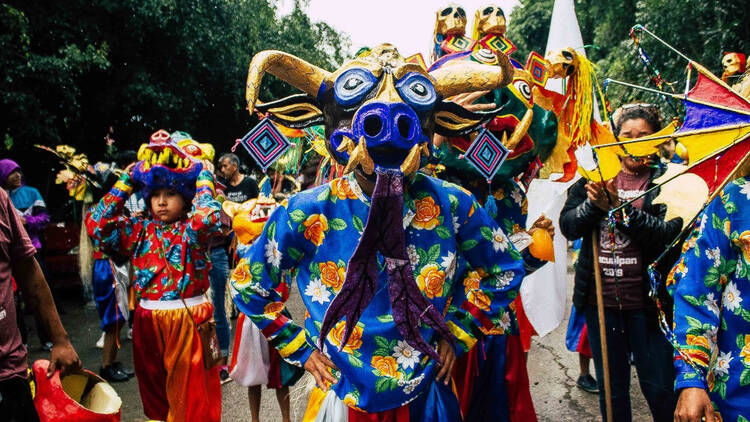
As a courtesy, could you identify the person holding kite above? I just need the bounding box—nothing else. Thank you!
[560,104,682,422]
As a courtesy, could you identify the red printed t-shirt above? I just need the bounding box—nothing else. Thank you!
[592,170,651,309]
[0,187,36,380]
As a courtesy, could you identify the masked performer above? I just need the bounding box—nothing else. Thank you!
[86,130,222,422]
[230,44,524,421]
[668,173,750,421]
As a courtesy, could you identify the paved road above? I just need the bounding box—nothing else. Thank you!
[26,267,651,421]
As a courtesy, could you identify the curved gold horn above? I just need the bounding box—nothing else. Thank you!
[430,52,514,98]
[245,50,331,115]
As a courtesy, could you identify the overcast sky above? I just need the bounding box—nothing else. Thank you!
[277,0,522,60]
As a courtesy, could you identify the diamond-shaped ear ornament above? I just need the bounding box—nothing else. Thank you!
[238,117,292,172]
[462,126,510,182]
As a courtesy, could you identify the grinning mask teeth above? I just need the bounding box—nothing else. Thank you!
[131,129,203,201]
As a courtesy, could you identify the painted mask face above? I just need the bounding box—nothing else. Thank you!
[245,43,515,178]
[131,129,203,201]
[435,4,467,37]
[223,195,279,245]
[723,52,745,76]
[546,48,578,79]
[476,5,506,37]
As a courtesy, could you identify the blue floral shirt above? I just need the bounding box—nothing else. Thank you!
[230,172,524,412]
[668,178,750,421]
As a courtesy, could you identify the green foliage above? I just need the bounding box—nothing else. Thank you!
[1,0,350,163]
[507,0,750,118]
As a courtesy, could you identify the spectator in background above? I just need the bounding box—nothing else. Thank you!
[0,186,80,421]
[559,104,682,421]
[0,159,53,351]
[218,153,259,203]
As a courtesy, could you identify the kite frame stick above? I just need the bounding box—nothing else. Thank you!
[592,232,614,422]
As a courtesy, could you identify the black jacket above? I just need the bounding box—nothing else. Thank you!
[559,166,683,308]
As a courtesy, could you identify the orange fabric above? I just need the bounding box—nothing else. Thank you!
[133,301,221,422]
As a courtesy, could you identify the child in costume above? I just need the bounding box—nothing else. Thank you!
[86,130,222,422]
[230,44,523,420]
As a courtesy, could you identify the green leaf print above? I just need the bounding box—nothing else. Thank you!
[348,354,364,368]
[289,209,306,223]
[251,262,264,276]
[427,244,441,263]
[318,187,331,202]
[684,295,702,307]
[377,314,394,323]
[449,194,459,214]
[738,333,746,350]
[287,247,303,261]
[330,218,348,231]
[267,221,276,240]
[352,215,364,233]
[435,226,451,239]
[460,239,478,251]
[480,226,494,242]
[741,368,750,387]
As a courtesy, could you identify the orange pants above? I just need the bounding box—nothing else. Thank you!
[133,298,221,422]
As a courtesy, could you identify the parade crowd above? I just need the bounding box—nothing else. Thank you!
[1,5,749,422]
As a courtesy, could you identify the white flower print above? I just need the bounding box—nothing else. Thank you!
[722,281,743,312]
[491,227,509,252]
[498,311,511,331]
[510,188,523,205]
[495,271,515,289]
[705,247,721,268]
[740,180,750,200]
[440,252,456,279]
[703,292,720,316]
[407,244,419,268]
[399,373,425,394]
[392,340,421,370]
[453,215,460,232]
[265,238,282,268]
[714,351,733,377]
[304,278,331,304]
[699,213,708,235]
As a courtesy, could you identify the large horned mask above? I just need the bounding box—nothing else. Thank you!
[246,43,513,178]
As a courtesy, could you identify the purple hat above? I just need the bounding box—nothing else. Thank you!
[0,159,20,185]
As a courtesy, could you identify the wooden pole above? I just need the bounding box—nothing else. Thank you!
[592,232,613,422]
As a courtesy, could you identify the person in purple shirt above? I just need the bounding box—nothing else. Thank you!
[0,159,56,351]
[0,186,80,421]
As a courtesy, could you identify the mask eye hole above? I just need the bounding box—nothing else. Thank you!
[440,7,453,16]
[334,68,378,107]
[457,7,466,17]
[497,9,504,17]
[396,73,437,112]
[482,7,493,16]
[513,80,532,102]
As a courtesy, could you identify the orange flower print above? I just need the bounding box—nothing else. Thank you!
[303,214,329,246]
[463,270,481,293]
[232,263,252,288]
[328,320,363,354]
[331,178,358,200]
[740,335,750,364]
[263,301,285,318]
[413,197,441,230]
[468,290,492,312]
[319,261,346,292]
[733,230,750,262]
[417,264,446,298]
[685,334,711,367]
[371,355,399,378]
